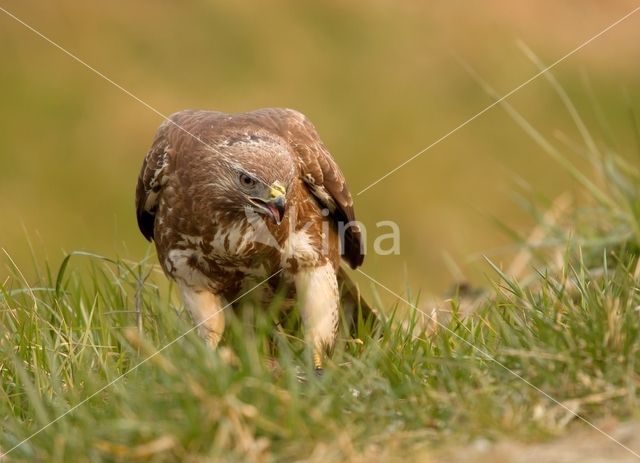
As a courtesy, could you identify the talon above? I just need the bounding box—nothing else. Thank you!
[313,350,323,371]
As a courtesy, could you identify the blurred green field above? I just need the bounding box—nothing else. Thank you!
[1,1,640,295]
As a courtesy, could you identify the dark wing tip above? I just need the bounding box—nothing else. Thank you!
[342,224,364,269]
[346,253,365,270]
[136,209,155,242]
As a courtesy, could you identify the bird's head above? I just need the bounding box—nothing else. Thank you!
[236,171,288,224]
[214,135,295,225]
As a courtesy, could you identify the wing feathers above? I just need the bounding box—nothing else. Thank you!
[135,108,364,268]
[135,137,172,241]
[276,109,364,268]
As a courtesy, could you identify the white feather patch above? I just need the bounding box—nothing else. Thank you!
[281,229,317,268]
[166,248,211,289]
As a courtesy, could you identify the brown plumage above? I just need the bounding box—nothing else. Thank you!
[135,108,369,369]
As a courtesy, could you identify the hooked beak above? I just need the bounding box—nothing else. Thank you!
[250,181,287,224]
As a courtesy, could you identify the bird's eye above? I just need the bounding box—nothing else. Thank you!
[239,173,256,188]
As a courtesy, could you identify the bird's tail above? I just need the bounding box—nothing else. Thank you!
[337,266,381,336]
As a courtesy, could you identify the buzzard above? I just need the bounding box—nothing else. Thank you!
[135,108,368,370]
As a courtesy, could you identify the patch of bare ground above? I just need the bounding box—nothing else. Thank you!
[433,421,640,463]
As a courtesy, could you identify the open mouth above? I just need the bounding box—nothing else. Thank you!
[249,197,286,224]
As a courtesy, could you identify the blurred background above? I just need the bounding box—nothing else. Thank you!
[1,1,639,299]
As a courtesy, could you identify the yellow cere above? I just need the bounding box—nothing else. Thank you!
[269,181,286,198]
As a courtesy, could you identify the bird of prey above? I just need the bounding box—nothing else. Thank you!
[135,108,369,370]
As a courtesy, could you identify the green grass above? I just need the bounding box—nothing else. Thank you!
[3,80,640,461]
[2,204,640,462]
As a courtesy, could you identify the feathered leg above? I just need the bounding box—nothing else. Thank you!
[179,283,226,348]
[293,263,339,371]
